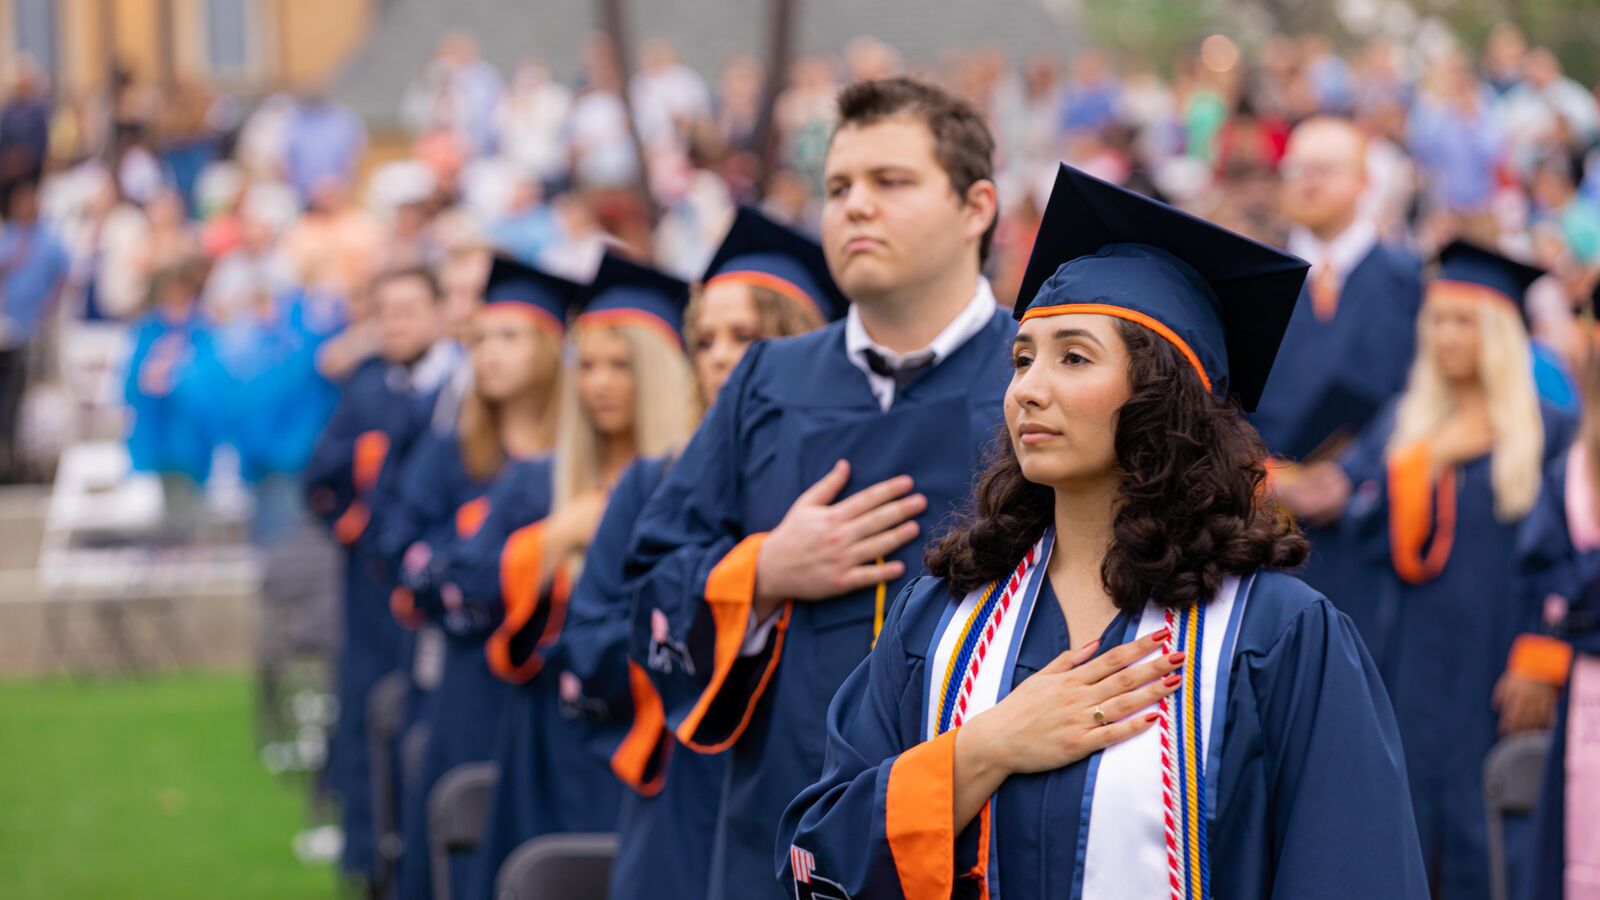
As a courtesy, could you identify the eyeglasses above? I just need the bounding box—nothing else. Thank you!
[1280,161,1361,181]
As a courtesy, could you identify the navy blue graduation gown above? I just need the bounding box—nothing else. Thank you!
[1340,399,1574,900]
[1250,243,1421,620]
[302,355,438,881]
[372,434,505,900]
[456,459,623,900]
[124,311,219,483]
[623,312,1015,900]
[778,571,1427,898]
[563,456,726,900]
[1514,450,1596,900]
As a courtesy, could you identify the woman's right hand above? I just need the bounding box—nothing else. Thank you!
[1429,406,1493,473]
[543,489,609,560]
[958,626,1184,778]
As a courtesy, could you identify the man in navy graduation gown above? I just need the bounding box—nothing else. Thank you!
[1253,116,1422,634]
[624,78,1016,899]
[303,265,458,884]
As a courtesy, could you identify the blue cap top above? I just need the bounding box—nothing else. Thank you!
[1016,164,1309,411]
[483,254,585,336]
[1433,240,1544,323]
[579,251,692,343]
[702,206,848,322]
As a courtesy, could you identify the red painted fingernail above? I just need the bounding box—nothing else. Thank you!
[1163,673,1183,687]
[1168,652,1186,665]
[1150,628,1171,643]
[1145,712,1160,723]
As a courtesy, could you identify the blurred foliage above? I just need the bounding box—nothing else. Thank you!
[1427,0,1600,85]
[1074,0,1600,86]
[1078,0,1230,73]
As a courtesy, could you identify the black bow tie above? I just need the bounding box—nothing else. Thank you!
[861,347,936,387]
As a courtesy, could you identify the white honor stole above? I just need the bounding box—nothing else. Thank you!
[1079,575,1249,900]
[923,526,1252,900]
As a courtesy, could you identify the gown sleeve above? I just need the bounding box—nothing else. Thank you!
[373,431,464,627]
[1336,399,1402,567]
[1518,453,1577,607]
[624,345,787,753]
[432,462,563,684]
[395,463,536,638]
[778,579,987,900]
[1250,594,1430,899]
[563,459,668,792]
[1337,397,1464,587]
[1506,446,1577,686]
[302,366,391,544]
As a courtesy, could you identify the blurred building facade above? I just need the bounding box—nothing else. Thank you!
[0,0,375,94]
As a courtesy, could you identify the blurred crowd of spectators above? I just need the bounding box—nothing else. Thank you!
[1,22,1598,502]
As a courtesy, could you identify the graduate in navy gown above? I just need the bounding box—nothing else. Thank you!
[302,265,457,885]
[779,162,1426,900]
[464,251,701,898]
[124,259,218,535]
[381,255,580,900]
[1253,117,1422,637]
[1516,323,1600,900]
[562,207,842,900]
[1335,241,1573,900]
[624,78,1014,899]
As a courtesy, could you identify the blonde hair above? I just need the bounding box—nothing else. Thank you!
[456,325,564,482]
[552,322,699,515]
[1388,296,1544,521]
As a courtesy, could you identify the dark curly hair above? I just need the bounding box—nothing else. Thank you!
[926,319,1307,611]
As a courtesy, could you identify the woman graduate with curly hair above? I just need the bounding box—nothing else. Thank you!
[777,165,1428,899]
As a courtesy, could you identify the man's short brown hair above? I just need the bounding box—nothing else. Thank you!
[370,265,443,304]
[834,77,999,264]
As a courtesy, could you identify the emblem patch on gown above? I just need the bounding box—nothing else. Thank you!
[647,608,696,676]
[790,845,849,899]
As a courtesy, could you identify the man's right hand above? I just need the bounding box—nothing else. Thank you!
[752,460,927,619]
[1277,460,1352,527]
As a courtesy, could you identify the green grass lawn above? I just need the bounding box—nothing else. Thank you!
[0,672,338,899]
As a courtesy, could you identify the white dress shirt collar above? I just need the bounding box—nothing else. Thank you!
[844,277,998,410]
[1288,218,1378,282]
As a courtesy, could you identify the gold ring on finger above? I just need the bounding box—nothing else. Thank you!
[1091,705,1107,726]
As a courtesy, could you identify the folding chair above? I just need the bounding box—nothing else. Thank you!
[367,671,409,893]
[428,761,499,900]
[494,833,618,900]
[1483,730,1551,900]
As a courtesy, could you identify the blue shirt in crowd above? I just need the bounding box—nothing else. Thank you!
[284,100,367,201]
[0,222,68,349]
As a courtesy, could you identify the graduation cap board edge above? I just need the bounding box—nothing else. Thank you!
[483,254,586,339]
[577,251,693,348]
[1015,163,1311,413]
[701,206,850,324]
[1429,239,1546,325]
